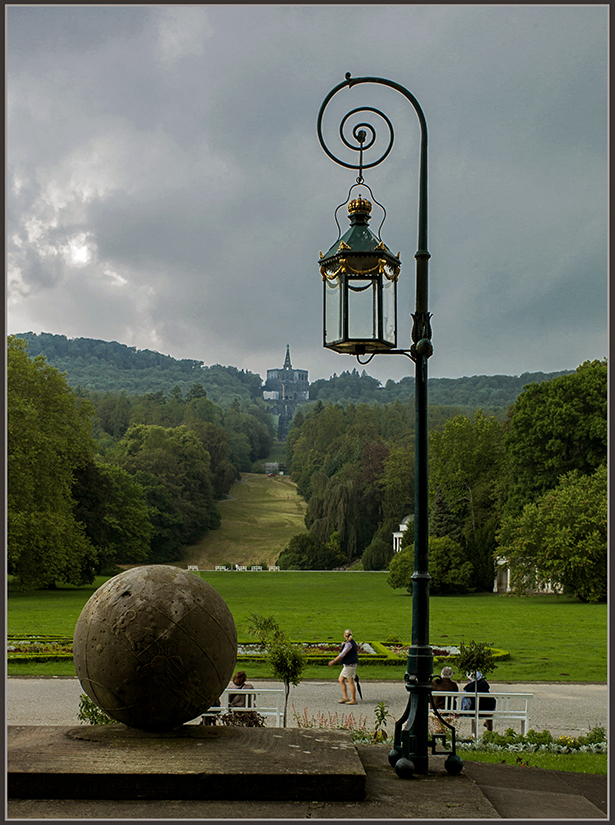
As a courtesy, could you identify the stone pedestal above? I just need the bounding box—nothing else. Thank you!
[8,725,366,801]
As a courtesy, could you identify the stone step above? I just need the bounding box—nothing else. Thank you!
[8,725,366,801]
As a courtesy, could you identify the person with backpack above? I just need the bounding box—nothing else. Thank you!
[328,628,359,704]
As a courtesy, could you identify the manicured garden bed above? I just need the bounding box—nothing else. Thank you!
[8,635,510,668]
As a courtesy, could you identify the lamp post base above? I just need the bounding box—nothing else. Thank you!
[394,689,432,774]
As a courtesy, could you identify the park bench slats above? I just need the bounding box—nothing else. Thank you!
[199,688,285,727]
[431,690,532,734]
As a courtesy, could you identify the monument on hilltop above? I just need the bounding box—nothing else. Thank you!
[263,345,309,440]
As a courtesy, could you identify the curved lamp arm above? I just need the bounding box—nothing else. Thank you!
[317,73,429,318]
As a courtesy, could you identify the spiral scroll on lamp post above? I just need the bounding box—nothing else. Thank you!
[316,74,461,778]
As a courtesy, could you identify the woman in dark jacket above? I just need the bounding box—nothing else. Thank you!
[463,671,495,731]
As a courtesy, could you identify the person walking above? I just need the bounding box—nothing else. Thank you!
[328,628,359,704]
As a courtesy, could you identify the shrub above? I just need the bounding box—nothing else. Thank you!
[219,710,266,727]
[387,537,474,594]
[78,694,115,725]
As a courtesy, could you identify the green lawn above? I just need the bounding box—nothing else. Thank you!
[457,749,607,775]
[7,571,607,682]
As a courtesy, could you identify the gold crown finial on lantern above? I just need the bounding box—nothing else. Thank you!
[348,195,372,215]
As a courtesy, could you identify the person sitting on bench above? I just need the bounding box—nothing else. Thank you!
[228,671,254,708]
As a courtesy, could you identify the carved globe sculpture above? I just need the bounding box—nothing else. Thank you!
[73,565,237,732]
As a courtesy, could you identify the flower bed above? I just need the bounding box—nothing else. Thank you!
[236,640,400,666]
[461,727,607,754]
[7,635,74,662]
[384,643,510,666]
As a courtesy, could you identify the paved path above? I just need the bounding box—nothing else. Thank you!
[7,677,607,819]
[7,677,607,740]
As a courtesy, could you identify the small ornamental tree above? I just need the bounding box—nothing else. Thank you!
[455,640,496,740]
[246,613,283,648]
[455,640,496,680]
[267,638,307,727]
[386,547,414,591]
[246,613,306,726]
[429,537,474,595]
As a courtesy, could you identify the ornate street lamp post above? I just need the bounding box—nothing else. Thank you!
[317,73,462,778]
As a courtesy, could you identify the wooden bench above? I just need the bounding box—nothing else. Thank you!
[199,688,285,727]
[431,691,532,735]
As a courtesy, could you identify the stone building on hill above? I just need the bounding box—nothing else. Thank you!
[263,345,309,439]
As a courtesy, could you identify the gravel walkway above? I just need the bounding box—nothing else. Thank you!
[7,677,607,740]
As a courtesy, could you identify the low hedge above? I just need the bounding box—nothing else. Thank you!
[7,635,509,667]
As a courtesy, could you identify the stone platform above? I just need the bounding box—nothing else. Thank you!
[7,725,366,802]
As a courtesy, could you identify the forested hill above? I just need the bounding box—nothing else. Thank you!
[308,368,574,410]
[14,331,572,411]
[14,332,262,405]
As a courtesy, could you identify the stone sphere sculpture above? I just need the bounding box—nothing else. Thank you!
[73,565,237,732]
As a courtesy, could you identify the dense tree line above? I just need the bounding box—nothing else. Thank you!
[17,331,572,412]
[88,383,274,475]
[280,400,465,571]
[15,332,263,404]
[7,336,275,587]
[306,367,573,411]
[280,361,607,602]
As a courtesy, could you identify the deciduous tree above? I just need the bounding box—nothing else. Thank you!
[112,423,221,549]
[503,360,607,516]
[7,336,97,587]
[496,464,607,603]
[72,461,152,573]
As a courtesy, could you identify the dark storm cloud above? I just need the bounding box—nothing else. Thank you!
[7,5,607,383]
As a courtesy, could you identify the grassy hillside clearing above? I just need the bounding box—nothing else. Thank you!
[182,473,307,569]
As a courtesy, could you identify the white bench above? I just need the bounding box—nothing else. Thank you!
[431,691,532,735]
[200,688,285,727]
[215,565,228,571]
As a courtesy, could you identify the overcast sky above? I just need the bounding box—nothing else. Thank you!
[6,5,608,384]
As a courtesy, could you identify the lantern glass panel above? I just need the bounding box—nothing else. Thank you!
[382,276,396,345]
[324,274,343,346]
[348,279,376,341]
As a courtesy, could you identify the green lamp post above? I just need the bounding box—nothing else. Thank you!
[317,73,462,778]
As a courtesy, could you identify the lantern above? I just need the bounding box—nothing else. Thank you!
[319,195,400,355]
